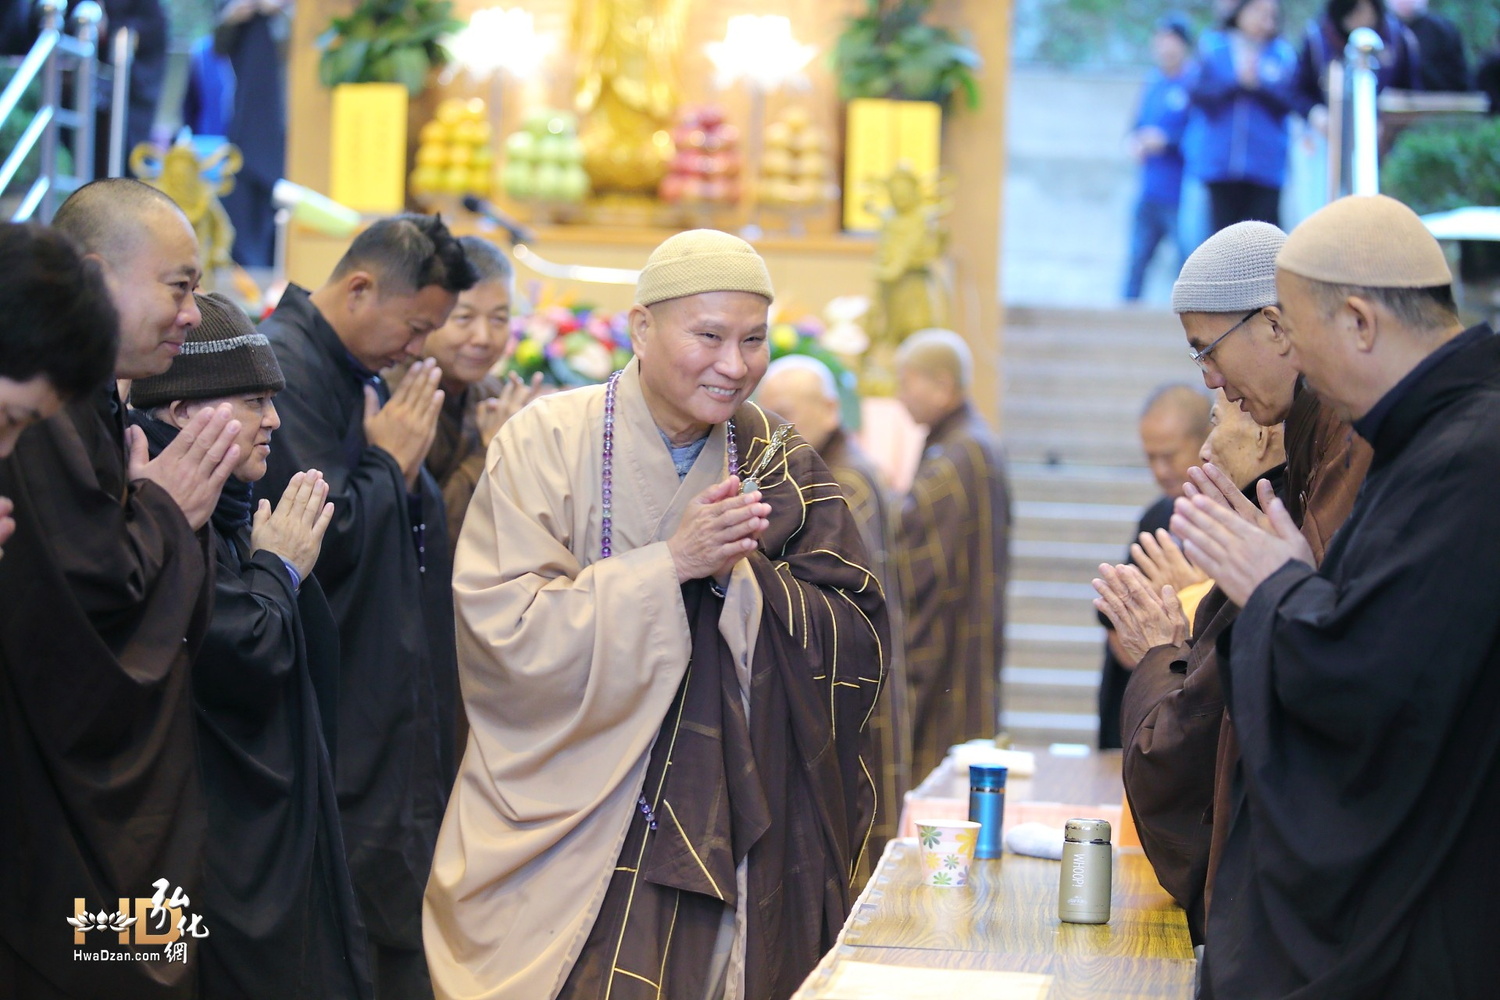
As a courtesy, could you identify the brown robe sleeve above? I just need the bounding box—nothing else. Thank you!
[0,392,210,998]
[1120,587,1237,942]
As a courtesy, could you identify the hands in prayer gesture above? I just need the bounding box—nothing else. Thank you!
[1131,528,1208,593]
[1092,563,1189,664]
[668,477,771,586]
[1171,471,1313,607]
[365,358,443,491]
[477,371,546,448]
[128,403,243,531]
[252,470,336,581]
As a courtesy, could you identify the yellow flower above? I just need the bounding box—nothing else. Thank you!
[954,829,977,855]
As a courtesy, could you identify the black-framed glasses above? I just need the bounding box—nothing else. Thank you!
[1187,309,1259,371]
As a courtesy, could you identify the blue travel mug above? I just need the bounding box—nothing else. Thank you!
[968,764,1008,859]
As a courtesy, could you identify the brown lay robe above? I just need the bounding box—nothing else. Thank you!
[820,427,909,871]
[895,401,1011,781]
[1120,385,1371,940]
[0,387,212,998]
[425,361,887,1000]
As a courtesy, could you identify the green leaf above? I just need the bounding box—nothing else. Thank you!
[388,48,431,97]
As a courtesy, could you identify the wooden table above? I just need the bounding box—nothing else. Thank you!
[795,751,1196,999]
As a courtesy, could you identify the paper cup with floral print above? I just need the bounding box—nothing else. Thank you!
[916,820,981,887]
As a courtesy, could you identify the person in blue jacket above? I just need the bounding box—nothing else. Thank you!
[1187,0,1300,234]
[1124,15,1196,301]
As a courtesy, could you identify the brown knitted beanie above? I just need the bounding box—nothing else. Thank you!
[129,292,285,409]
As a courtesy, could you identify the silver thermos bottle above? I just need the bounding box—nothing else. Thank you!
[1058,818,1112,923]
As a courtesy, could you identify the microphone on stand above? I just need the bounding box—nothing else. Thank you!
[461,194,534,247]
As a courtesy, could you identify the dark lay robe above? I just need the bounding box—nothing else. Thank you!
[132,414,373,1000]
[0,387,210,998]
[1097,494,1174,751]
[560,405,889,1000]
[896,401,1011,780]
[258,285,459,962]
[1203,325,1500,999]
[821,426,910,870]
[1121,385,1370,944]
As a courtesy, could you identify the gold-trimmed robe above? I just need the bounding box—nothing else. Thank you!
[425,361,887,1000]
[896,401,1011,781]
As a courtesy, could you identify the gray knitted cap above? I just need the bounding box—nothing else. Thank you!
[1171,221,1287,314]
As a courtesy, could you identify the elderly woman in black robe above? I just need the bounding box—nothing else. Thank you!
[129,292,372,1000]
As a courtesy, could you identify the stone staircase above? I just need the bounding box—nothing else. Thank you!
[998,306,1201,747]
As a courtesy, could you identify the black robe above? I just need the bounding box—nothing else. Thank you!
[132,414,373,1000]
[0,387,210,998]
[1204,324,1500,998]
[257,285,459,959]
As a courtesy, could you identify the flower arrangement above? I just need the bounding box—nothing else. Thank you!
[501,304,633,387]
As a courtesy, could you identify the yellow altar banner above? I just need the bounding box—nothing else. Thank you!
[842,99,941,232]
[330,83,408,213]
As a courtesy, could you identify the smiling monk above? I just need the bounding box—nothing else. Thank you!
[426,229,890,1000]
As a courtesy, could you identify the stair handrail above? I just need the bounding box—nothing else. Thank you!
[0,0,126,222]
[1327,26,1384,201]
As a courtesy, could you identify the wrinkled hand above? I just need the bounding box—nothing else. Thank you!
[127,404,242,531]
[251,470,335,580]
[477,371,546,448]
[0,495,13,560]
[1131,528,1208,593]
[1092,563,1189,664]
[1171,491,1314,606]
[667,477,771,585]
[365,358,443,490]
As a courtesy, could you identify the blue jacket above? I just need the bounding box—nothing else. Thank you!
[1133,66,1193,206]
[1185,30,1299,189]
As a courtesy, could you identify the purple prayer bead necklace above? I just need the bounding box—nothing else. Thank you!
[600,369,737,561]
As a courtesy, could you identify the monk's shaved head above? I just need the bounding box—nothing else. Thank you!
[894,328,973,391]
[1141,383,1212,438]
[1139,383,1211,498]
[52,177,188,265]
[757,355,841,449]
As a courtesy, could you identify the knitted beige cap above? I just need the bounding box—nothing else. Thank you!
[1172,221,1286,314]
[635,229,774,306]
[1277,194,1451,288]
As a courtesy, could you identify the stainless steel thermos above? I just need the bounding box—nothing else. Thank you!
[967,764,1007,859]
[1058,818,1112,923]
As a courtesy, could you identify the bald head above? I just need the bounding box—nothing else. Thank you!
[1140,383,1211,498]
[894,328,973,427]
[757,355,841,449]
[1276,195,1465,422]
[53,178,203,380]
[53,178,189,266]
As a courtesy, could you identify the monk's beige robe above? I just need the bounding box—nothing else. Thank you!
[424,361,761,1000]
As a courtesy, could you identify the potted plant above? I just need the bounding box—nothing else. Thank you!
[316,0,464,213]
[830,0,981,111]
[316,0,464,98]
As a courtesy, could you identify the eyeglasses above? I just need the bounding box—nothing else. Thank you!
[1187,309,1259,371]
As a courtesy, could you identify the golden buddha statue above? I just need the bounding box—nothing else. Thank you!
[130,137,243,275]
[571,0,687,194]
[865,164,952,393]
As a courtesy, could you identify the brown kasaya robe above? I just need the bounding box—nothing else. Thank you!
[820,427,910,871]
[1120,384,1371,940]
[0,387,212,998]
[896,401,1011,780]
[425,361,888,1000]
